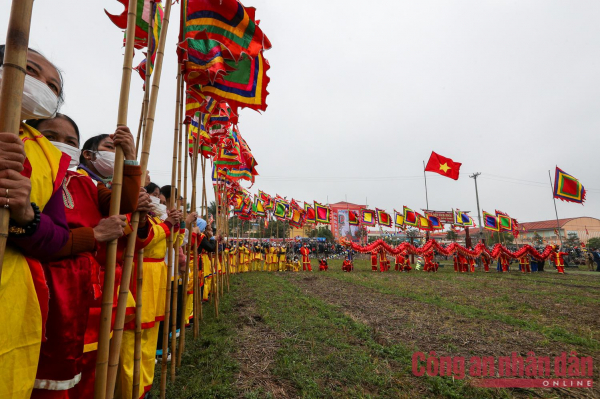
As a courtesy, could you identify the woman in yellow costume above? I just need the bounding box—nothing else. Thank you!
[117,182,185,399]
[269,243,278,271]
[278,244,287,272]
[0,46,71,398]
[238,241,250,272]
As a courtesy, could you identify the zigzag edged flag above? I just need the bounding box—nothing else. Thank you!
[196,52,270,113]
[106,0,163,49]
[456,210,475,227]
[403,206,418,227]
[254,195,265,216]
[417,213,431,231]
[496,213,512,231]
[360,208,376,226]
[394,211,404,228]
[376,209,392,228]
[289,209,305,228]
[349,210,359,226]
[427,215,443,230]
[259,190,273,210]
[304,202,316,224]
[183,0,271,62]
[483,211,499,231]
[314,202,331,224]
[274,200,288,220]
[553,167,586,204]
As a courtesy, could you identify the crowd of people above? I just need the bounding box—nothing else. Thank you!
[0,45,224,399]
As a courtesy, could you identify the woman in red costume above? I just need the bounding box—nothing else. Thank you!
[26,115,151,398]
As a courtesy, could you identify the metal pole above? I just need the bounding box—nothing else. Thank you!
[548,170,564,248]
[423,160,429,210]
[470,173,483,243]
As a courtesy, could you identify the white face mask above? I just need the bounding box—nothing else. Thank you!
[90,151,115,177]
[157,203,168,220]
[0,67,59,120]
[51,141,81,169]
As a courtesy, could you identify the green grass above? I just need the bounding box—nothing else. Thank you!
[326,264,600,351]
[150,259,600,398]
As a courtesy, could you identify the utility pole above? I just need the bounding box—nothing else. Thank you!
[469,173,484,244]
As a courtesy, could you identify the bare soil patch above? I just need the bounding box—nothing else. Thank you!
[232,281,298,398]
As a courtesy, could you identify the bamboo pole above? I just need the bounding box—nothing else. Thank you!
[177,125,191,367]
[131,249,144,399]
[134,99,145,158]
[131,4,154,395]
[104,0,174,394]
[170,73,184,382]
[190,137,200,339]
[0,0,35,281]
[94,0,139,396]
[160,69,182,398]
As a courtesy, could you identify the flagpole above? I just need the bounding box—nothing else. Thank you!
[0,0,35,279]
[469,173,483,244]
[94,0,140,395]
[548,170,564,248]
[423,161,429,210]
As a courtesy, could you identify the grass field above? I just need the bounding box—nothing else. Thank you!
[152,259,600,398]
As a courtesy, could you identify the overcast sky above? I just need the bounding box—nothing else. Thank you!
[3,0,600,224]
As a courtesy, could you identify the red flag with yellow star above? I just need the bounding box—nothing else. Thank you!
[425,151,461,180]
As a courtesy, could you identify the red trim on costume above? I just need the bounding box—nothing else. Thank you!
[25,256,50,341]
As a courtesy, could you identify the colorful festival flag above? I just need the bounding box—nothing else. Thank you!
[483,211,499,231]
[553,167,586,204]
[455,210,474,227]
[424,151,462,180]
[427,215,443,230]
[254,195,265,216]
[376,209,392,228]
[394,211,404,228]
[314,202,331,224]
[183,0,271,62]
[417,213,431,231]
[304,202,316,223]
[274,200,288,220]
[497,214,512,231]
[360,209,376,226]
[403,206,418,227]
[195,52,270,113]
[349,210,359,226]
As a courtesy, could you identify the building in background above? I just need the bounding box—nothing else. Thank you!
[518,217,600,244]
[329,201,366,242]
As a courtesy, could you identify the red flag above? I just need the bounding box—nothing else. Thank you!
[425,151,461,180]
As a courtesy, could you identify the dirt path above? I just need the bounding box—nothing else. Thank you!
[231,280,298,398]
[283,273,600,398]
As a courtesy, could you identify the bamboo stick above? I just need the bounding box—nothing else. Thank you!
[105,0,174,394]
[131,249,144,399]
[160,69,182,398]
[134,99,145,158]
[190,137,200,339]
[169,72,184,383]
[0,0,35,281]
[131,4,154,395]
[177,124,190,366]
[94,0,139,396]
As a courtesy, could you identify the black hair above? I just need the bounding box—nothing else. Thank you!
[160,185,177,201]
[80,134,109,165]
[145,182,160,195]
[26,113,80,144]
[0,45,65,108]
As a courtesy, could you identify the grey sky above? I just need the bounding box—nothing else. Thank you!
[3,0,599,225]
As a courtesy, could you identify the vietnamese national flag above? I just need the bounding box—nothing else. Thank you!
[425,151,461,180]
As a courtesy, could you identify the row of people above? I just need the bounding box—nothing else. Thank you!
[0,46,219,398]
